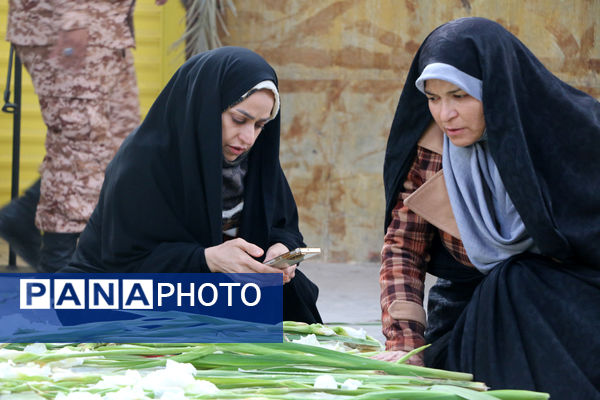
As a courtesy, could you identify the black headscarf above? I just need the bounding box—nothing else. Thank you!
[70,47,304,273]
[384,17,600,267]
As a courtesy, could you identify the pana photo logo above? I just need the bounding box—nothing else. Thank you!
[1,273,282,343]
[20,278,262,310]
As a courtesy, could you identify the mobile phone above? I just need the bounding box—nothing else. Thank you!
[264,248,321,269]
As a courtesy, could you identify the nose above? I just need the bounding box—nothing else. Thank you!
[440,99,458,122]
[239,124,256,146]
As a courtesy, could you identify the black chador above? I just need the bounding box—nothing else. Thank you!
[66,47,322,324]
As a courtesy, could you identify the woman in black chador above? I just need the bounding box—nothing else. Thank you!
[66,47,322,324]
[379,17,599,399]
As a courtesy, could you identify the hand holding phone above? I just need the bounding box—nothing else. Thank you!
[263,248,321,269]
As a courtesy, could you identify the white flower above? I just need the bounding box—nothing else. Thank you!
[313,374,338,389]
[50,357,85,369]
[23,343,47,354]
[341,378,362,390]
[293,335,348,353]
[48,346,92,369]
[165,359,196,374]
[95,370,142,389]
[321,341,347,352]
[0,393,46,399]
[0,348,22,360]
[50,368,84,381]
[313,326,336,336]
[157,387,186,399]
[55,392,102,400]
[140,360,197,396]
[292,334,321,347]
[0,361,16,379]
[23,363,52,378]
[103,385,149,400]
[339,326,367,339]
[0,361,51,379]
[186,380,219,395]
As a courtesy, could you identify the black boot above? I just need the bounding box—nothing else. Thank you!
[38,232,79,273]
[0,179,42,268]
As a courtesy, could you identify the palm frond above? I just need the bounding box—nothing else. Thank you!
[174,0,237,59]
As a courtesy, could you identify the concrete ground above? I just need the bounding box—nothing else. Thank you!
[0,243,30,272]
[0,240,435,347]
[300,261,385,343]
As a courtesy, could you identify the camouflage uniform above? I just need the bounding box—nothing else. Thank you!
[6,0,140,232]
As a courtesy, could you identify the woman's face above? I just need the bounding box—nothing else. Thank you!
[221,89,275,162]
[424,79,485,147]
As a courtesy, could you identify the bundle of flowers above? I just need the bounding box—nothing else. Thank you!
[0,322,548,400]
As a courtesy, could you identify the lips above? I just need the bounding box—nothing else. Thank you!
[227,145,247,155]
[445,127,464,136]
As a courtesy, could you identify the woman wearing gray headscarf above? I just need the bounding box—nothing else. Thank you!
[379,17,600,400]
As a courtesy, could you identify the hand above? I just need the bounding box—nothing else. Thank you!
[205,238,285,276]
[50,29,88,69]
[371,350,424,366]
[155,0,168,5]
[264,243,296,284]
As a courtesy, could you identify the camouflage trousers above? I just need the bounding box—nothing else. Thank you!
[16,45,140,233]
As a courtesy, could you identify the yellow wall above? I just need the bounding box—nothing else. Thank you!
[0,0,185,203]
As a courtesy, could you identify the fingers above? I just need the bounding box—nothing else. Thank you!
[245,258,287,275]
[371,352,395,362]
[234,238,264,258]
[242,257,275,272]
[282,265,296,284]
[264,243,289,261]
[207,239,281,274]
[371,350,407,362]
[206,239,295,277]
[371,350,424,366]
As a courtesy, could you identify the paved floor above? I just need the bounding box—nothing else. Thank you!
[0,243,31,271]
[300,261,385,343]
[0,241,435,347]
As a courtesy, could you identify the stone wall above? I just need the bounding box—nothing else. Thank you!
[221,0,600,263]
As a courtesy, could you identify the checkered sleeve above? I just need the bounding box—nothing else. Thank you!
[380,147,443,351]
[440,230,474,267]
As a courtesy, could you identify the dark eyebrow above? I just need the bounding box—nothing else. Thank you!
[234,108,270,123]
[424,88,464,96]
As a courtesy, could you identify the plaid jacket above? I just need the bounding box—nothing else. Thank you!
[380,145,473,351]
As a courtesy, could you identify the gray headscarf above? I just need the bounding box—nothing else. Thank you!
[416,63,539,273]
